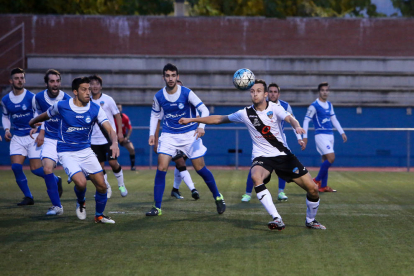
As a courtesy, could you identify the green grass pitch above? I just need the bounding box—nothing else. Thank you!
[1,169,414,276]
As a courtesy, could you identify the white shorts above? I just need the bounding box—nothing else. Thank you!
[10,134,41,159]
[157,130,207,160]
[58,147,103,181]
[315,134,334,155]
[41,137,58,163]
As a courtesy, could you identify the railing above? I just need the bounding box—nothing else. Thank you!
[131,126,414,171]
[0,23,25,76]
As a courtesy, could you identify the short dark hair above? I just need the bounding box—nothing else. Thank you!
[177,79,184,86]
[318,82,329,91]
[89,75,103,86]
[72,77,90,91]
[268,83,280,92]
[255,79,267,92]
[44,69,61,84]
[163,63,179,75]
[10,68,24,77]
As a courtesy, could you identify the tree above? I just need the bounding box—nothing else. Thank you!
[392,0,414,16]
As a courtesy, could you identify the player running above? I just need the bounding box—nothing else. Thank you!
[1,68,62,215]
[180,79,326,230]
[31,69,70,206]
[29,77,118,224]
[303,82,347,192]
[241,82,304,202]
[153,79,200,201]
[147,63,225,216]
[115,104,136,171]
[89,75,127,198]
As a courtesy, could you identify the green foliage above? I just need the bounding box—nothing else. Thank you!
[392,0,414,16]
[0,0,174,15]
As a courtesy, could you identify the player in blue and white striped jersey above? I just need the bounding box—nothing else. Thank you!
[241,82,305,202]
[31,69,71,212]
[303,82,347,193]
[147,63,225,216]
[1,68,62,211]
[29,77,119,224]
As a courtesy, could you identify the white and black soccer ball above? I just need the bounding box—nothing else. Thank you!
[233,68,255,90]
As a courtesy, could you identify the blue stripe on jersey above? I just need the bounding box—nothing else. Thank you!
[56,100,102,152]
[155,86,198,134]
[1,90,38,136]
[195,102,203,108]
[35,90,71,139]
[152,109,161,113]
[310,100,334,135]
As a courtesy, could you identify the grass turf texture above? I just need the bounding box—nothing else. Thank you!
[1,169,414,276]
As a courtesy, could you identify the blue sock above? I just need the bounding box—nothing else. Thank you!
[12,163,32,198]
[196,166,220,198]
[321,171,329,188]
[31,167,46,179]
[154,170,166,209]
[95,191,107,216]
[245,170,254,194]
[315,160,332,181]
[74,186,86,203]
[44,173,61,207]
[278,177,286,191]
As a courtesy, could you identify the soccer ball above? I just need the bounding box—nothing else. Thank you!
[233,68,255,90]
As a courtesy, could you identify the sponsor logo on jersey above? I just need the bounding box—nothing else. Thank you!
[15,105,21,108]
[76,115,84,118]
[165,112,186,119]
[248,115,257,118]
[66,127,88,133]
[100,101,105,106]
[267,111,273,119]
[47,117,59,123]
[326,145,331,149]
[321,118,330,124]
[178,103,184,109]
[85,116,91,123]
[12,113,31,119]
[170,103,177,106]
[262,126,271,134]
[22,104,27,110]
[252,118,261,127]
[292,167,299,174]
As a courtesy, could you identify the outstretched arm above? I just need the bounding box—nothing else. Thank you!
[179,115,231,125]
[29,112,50,128]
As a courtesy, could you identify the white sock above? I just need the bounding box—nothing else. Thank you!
[180,170,195,191]
[173,168,182,189]
[255,184,280,219]
[306,197,320,223]
[278,189,284,194]
[104,173,110,186]
[114,169,124,187]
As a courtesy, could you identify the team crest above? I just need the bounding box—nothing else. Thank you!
[267,111,273,119]
[292,167,299,174]
[100,101,105,106]
[22,104,27,110]
[85,116,91,123]
[178,103,184,109]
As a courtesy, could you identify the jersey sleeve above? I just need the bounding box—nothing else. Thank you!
[124,115,132,130]
[305,105,316,119]
[109,97,120,115]
[47,102,60,118]
[152,95,161,113]
[330,103,335,116]
[228,109,245,123]
[188,91,205,110]
[97,107,109,125]
[275,104,290,121]
[1,99,8,115]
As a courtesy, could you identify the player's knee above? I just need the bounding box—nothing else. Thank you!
[157,165,168,172]
[251,173,263,186]
[307,184,319,197]
[43,166,53,175]
[96,184,107,194]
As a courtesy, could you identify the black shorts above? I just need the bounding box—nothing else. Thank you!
[172,150,188,162]
[91,143,117,162]
[251,154,308,184]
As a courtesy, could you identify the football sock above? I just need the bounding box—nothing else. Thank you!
[173,168,182,189]
[74,186,86,204]
[196,166,220,198]
[245,170,254,194]
[95,191,107,216]
[31,167,46,179]
[278,177,286,191]
[306,195,320,223]
[255,184,280,219]
[321,171,329,188]
[154,170,166,208]
[130,154,135,168]
[44,173,61,207]
[12,163,32,198]
[113,166,124,187]
[315,160,332,182]
[177,166,195,191]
